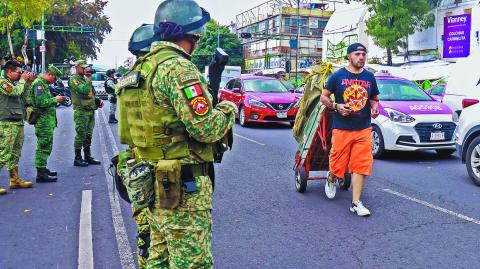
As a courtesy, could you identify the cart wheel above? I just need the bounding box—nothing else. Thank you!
[295,167,308,193]
[339,172,351,190]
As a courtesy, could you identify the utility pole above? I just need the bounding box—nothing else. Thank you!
[41,13,46,74]
[296,0,300,81]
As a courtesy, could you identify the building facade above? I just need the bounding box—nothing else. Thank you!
[235,1,340,73]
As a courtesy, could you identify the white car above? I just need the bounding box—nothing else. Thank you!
[455,103,480,186]
[372,73,457,158]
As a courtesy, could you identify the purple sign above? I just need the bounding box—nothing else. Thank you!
[443,14,471,58]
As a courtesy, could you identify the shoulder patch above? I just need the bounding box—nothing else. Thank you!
[35,85,44,95]
[177,72,199,86]
[190,96,209,116]
[117,71,141,89]
[183,83,203,100]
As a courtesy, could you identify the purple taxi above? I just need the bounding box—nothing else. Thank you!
[371,72,457,158]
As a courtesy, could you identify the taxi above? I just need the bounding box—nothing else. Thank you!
[372,72,457,158]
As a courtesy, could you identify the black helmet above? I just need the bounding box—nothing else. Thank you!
[154,0,210,41]
[106,69,116,77]
[128,24,155,55]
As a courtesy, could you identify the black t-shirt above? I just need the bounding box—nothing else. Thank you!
[325,68,379,130]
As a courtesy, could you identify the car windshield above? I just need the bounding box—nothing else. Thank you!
[243,79,288,93]
[378,79,433,101]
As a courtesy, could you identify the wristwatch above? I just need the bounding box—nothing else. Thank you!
[332,102,338,112]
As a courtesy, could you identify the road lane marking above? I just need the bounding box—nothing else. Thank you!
[100,108,119,154]
[96,110,136,269]
[78,190,93,269]
[233,133,266,146]
[383,188,480,225]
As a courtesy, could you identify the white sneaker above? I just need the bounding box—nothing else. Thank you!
[350,200,371,217]
[324,174,337,199]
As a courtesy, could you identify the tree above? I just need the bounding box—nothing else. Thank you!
[45,0,111,63]
[348,0,435,65]
[0,0,55,58]
[192,20,243,71]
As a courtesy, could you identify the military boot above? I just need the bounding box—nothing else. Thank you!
[108,114,118,124]
[84,147,101,165]
[9,167,33,189]
[36,168,57,183]
[0,188,6,195]
[74,149,89,167]
[46,168,57,176]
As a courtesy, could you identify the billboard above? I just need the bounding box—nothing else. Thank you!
[443,14,471,58]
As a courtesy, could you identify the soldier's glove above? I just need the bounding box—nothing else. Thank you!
[216,100,238,115]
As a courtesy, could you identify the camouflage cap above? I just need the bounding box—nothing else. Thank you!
[48,65,62,77]
[75,60,90,68]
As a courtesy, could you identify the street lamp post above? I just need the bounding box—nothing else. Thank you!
[41,13,46,74]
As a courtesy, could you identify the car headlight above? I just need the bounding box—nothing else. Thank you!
[384,108,415,123]
[249,99,267,108]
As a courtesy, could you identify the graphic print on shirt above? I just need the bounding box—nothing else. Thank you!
[342,79,369,112]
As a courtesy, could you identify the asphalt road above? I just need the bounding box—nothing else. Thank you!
[1,102,479,269]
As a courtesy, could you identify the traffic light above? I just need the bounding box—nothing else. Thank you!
[240,32,252,39]
[285,60,291,73]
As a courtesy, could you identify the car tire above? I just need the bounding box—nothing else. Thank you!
[295,167,308,193]
[435,149,456,157]
[239,106,248,127]
[339,172,351,190]
[372,125,385,159]
[466,136,480,186]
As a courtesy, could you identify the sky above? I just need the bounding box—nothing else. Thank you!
[95,0,267,67]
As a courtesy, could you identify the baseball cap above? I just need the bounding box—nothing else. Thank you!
[48,65,62,77]
[347,43,368,54]
[75,60,90,68]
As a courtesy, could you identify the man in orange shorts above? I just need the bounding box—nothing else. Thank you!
[320,43,380,216]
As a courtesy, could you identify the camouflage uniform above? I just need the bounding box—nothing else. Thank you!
[31,77,57,169]
[118,41,236,269]
[0,77,27,170]
[69,74,97,152]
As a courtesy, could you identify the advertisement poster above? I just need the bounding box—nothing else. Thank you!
[443,14,471,58]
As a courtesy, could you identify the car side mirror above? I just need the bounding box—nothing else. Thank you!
[232,88,241,94]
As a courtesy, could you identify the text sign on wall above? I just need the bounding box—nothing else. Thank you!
[443,14,471,58]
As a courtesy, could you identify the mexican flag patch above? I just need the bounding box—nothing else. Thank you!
[183,84,203,99]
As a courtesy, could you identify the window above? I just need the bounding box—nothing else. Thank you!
[430,85,445,96]
[378,80,433,101]
[243,79,288,93]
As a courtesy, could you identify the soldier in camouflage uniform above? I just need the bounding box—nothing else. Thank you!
[123,23,156,269]
[69,60,102,167]
[30,65,66,182]
[0,60,35,195]
[117,1,237,267]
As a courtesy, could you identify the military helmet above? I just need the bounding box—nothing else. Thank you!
[128,24,155,55]
[154,0,210,40]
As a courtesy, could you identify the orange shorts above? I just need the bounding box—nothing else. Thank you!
[329,127,373,178]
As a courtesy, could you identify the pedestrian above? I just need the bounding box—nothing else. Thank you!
[117,1,237,267]
[0,60,35,195]
[69,60,102,167]
[104,69,118,123]
[320,43,380,217]
[30,65,66,182]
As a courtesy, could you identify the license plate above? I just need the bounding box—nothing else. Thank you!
[430,132,445,141]
[277,112,287,119]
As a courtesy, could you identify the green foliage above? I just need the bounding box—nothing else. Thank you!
[349,0,435,65]
[45,0,111,62]
[192,20,243,70]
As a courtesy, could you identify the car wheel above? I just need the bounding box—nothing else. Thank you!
[466,136,480,186]
[295,167,308,193]
[339,172,351,190]
[239,107,248,127]
[435,149,456,157]
[372,125,385,159]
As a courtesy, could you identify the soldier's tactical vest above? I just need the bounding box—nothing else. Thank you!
[117,47,214,162]
[104,78,115,94]
[0,79,24,121]
[70,75,97,110]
